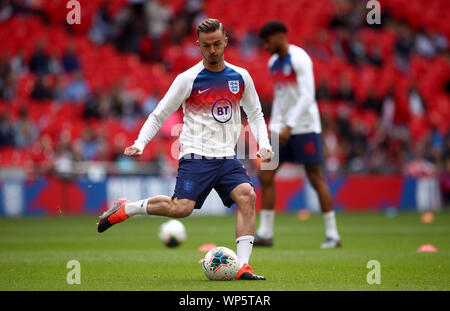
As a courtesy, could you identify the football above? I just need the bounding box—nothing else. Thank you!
[158,219,186,247]
[202,247,239,280]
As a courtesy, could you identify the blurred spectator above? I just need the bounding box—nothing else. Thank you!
[94,127,109,161]
[53,133,75,179]
[0,112,15,146]
[430,31,448,53]
[336,107,353,141]
[83,88,110,119]
[0,53,15,100]
[109,79,140,118]
[346,121,369,172]
[405,142,441,211]
[89,2,115,45]
[30,134,53,174]
[415,30,436,58]
[63,70,89,102]
[349,35,366,65]
[394,24,414,72]
[10,49,27,76]
[142,91,160,116]
[367,45,384,67]
[363,86,383,114]
[332,28,353,61]
[0,53,11,79]
[79,128,99,161]
[0,0,13,22]
[31,74,54,101]
[316,78,331,101]
[306,30,332,61]
[48,52,62,75]
[380,86,396,130]
[329,0,353,29]
[430,126,444,152]
[404,143,436,177]
[29,40,50,75]
[61,42,81,73]
[239,32,260,60]
[115,3,146,54]
[366,146,387,173]
[408,84,426,117]
[0,70,15,100]
[322,115,343,174]
[13,108,38,148]
[334,76,355,102]
[52,76,65,102]
[145,0,172,39]
[112,133,136,172]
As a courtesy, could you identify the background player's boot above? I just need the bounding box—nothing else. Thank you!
[253,234,273,247]
[97,199,131,233]
[320,237,341,249]
[236,264,266,280]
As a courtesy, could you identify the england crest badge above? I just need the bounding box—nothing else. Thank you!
[228,80,240,94]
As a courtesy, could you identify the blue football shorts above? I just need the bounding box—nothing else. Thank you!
[173,154,253,209]
[278,132,323,165]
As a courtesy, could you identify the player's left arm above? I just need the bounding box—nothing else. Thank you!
[285,50,316,129]
[240,70,273,161]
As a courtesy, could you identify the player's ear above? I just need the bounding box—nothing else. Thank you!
[196,39,200,47]
[224,37,228,47]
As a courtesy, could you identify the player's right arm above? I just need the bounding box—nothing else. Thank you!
[124,74,192,157]
[285,49,316,129]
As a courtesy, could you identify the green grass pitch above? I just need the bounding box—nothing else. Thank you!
[0,212,449,291]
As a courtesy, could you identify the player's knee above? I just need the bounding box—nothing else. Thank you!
[170,200,194,218]
[237,185,256,208]
[246,189,257,207]
[171,206,193,218]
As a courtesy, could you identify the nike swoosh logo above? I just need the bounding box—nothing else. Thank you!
[198,88,210,94]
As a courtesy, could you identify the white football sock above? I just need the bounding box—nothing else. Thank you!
[236,235,254,268]
[256,210,275,239]
[323,210,340,240]
[124,199,148,216]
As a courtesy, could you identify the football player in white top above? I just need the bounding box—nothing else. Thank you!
[97,19,273,280]
[255,21,341,249]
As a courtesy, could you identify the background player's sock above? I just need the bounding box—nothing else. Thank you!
[124,199,148,216]
[236,235,254,268]
[256,210,275,239]
[323,210,340,240]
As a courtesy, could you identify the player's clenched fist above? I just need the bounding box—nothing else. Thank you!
[124,146,143,157]
[257,147,274,162]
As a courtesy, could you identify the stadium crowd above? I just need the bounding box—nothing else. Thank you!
[0,0,449,205]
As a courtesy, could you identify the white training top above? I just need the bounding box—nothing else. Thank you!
[132,61,271,158]
[268,44,322,135]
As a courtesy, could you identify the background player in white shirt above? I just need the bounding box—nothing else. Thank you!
[254,21,341,249]
[97,19,274,280]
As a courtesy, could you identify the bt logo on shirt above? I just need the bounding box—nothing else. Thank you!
[212,99,233,123]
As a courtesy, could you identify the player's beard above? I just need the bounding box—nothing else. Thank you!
[203,50,224,66]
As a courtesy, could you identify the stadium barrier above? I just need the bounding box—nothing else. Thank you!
[0,172,441,217]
